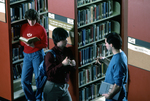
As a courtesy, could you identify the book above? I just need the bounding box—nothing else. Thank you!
[19,37,40,44]
[99,81,121,100]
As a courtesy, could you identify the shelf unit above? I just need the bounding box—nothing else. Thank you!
[77,0,121,100]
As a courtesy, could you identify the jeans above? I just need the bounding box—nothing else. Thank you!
[21,49,45,101]
[43,81,72,101]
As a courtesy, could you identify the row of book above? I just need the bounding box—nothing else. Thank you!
[77,0,113,27]
[78,21,111,47]
[13,63,23,80]
[78,43,111,66]
[79,46,94,66]
[12,45,24,62]
[36,0,48,13]
[11,25,21,41]
[10,0,25,3]
[10,0,48,22]
[77,0,96,6]
[78,64,106,86]
[79,82,102,101]
[40,15,49,32]
[10,1,35,22]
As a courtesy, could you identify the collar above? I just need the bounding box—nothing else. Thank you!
[54,46,66,53]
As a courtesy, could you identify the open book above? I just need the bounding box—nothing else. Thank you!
[99,82,121,100]
[19,37,40,44]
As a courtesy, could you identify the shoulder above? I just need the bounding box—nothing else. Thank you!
[45,50,55,61]
[35,23,44,29]
[21,23,28,28]
[46,47,56,57]
[35,23,46,33]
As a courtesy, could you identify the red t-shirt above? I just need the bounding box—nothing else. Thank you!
[20,23,48,53]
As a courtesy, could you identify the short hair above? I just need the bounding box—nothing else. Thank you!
[52,27,69,45]
[25,9,39,21]
[105,32,122,50]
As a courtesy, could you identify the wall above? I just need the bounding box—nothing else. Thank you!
[127,0,150,101]
[0,0,13,100]
[48,0,75,19]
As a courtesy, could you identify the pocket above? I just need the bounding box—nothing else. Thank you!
[66,84,69,89]
[43,81,54,93]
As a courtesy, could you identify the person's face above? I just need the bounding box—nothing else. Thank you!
[27,19,36,26]
[57,38,67,49]
[105,38,112,52]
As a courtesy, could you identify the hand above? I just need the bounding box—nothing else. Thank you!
[70,60,76,66]
[102,93,111,99]
[62,57,71,66]
[28,42,35,48]
[23,42,35,48]
[23,42,29,46]
[95,57,105,65]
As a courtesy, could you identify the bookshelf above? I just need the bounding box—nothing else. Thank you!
[10,0,49,100]
[77,0,121,100]
[10,0,34,100]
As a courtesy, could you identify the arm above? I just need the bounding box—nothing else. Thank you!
[103,58,110,66]
[65,47,76,70]
[45,52,76,75]
[20,25,26,47]
[102,84,121,99]
[45,52,64,75]
[62,57,76,67]
[103,62,126,99]
[34,28,48,48]
[95,57,110,66]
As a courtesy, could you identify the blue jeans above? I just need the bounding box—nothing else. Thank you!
[21,49,45,101]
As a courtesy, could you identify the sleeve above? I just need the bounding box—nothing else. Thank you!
[64,48,76,72]
[34,27,48,48]
[45,52,63,76]
[113,63,126,86]
[20,25,26,46]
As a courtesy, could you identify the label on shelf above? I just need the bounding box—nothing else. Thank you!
[49,13,55,19]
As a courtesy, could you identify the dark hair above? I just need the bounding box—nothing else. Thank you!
[105,32,122,50]
[52,27,69,45]
[25,9,39,21]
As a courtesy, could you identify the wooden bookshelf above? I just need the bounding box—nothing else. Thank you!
[0,0,49,100]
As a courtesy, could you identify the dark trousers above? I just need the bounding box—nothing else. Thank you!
[43,81,72,101]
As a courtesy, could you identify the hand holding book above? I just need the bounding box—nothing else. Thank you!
[95,57,105,65]
[99,82,121,100]
[22,41,35,48]
[95,57,110,66]
[19,36,40,44]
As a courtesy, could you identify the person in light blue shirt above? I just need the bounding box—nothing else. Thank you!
[96,32,128,101]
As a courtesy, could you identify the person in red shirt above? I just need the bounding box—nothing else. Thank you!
[43,27,76,101]
[20,9,48,101]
